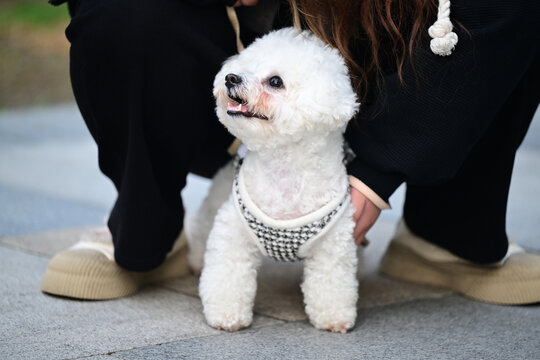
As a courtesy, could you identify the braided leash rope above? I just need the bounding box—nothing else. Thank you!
[428,0,458,56]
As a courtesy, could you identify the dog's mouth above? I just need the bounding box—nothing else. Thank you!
[226,100,268,121]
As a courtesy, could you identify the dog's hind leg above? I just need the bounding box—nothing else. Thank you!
[185,161,235,274]
[199,196,261,332]
[301,205,359,333]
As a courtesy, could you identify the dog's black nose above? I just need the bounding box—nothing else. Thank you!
[225,73,242,89]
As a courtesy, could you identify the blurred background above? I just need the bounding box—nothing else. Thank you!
[0,1,212,239]
[0,0,72,109]
[0,1,118,238]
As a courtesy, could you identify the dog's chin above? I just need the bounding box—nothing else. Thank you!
[226,102,269,121]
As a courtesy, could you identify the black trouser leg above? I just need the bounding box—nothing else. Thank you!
[67,0,236,270]
[404,56,540,264]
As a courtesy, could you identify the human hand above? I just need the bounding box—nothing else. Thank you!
[233,0,259,6]
[350,186,381,246]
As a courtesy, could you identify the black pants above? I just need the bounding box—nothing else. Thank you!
[404,55,540,264]
[67,0,538,271]
[67,0,243,270]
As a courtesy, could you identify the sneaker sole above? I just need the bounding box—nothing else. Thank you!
[42,240,190,300]
[380,242,540,305]
[41,249,141,300]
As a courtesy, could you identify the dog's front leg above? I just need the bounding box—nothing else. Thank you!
[301,208,359,333]
[199,196,261,332]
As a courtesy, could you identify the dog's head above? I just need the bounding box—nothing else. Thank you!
[213,27,359,151]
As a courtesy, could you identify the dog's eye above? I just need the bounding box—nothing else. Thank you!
[268,76,283,89]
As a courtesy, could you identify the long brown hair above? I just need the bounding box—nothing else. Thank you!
[288,0,436,100]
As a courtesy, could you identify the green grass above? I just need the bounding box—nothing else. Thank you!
[0,0,69,27]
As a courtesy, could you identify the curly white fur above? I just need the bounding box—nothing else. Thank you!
[190,28,361,333]
[184,162,235,274]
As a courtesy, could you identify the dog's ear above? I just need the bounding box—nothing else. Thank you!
[290,32,360,130]
[292,72,360,131]
[324,78,360,129]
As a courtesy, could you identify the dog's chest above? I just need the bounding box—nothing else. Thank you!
[254,173,303,218]
[242,164,341,220]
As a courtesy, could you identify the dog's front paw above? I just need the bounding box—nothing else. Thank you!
[320,321,354,334]
[307,307,357,334]
[312,319,356,334]
[205,311,252,332]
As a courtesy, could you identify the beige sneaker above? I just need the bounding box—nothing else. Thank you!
[380,220,540,305]
[41,226,189,300]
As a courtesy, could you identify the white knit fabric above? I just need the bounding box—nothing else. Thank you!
[428,0,458,56]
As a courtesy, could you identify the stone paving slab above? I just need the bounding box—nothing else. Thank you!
[1,216,452,324]
[113,296,540,360]
[0,225,104,257]
[0,246,282,360]
[0,104,116,211]
[0,104,85,145]
[73,356,125,360]
[0,185,107,238]
[0,138,115,210]
[161,269,450,323]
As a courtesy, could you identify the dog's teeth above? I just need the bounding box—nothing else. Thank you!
[228,103,242,112]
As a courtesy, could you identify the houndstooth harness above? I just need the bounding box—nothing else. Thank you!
[232,157,350,262]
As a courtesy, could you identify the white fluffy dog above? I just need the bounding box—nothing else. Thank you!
[186,28,360,333]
